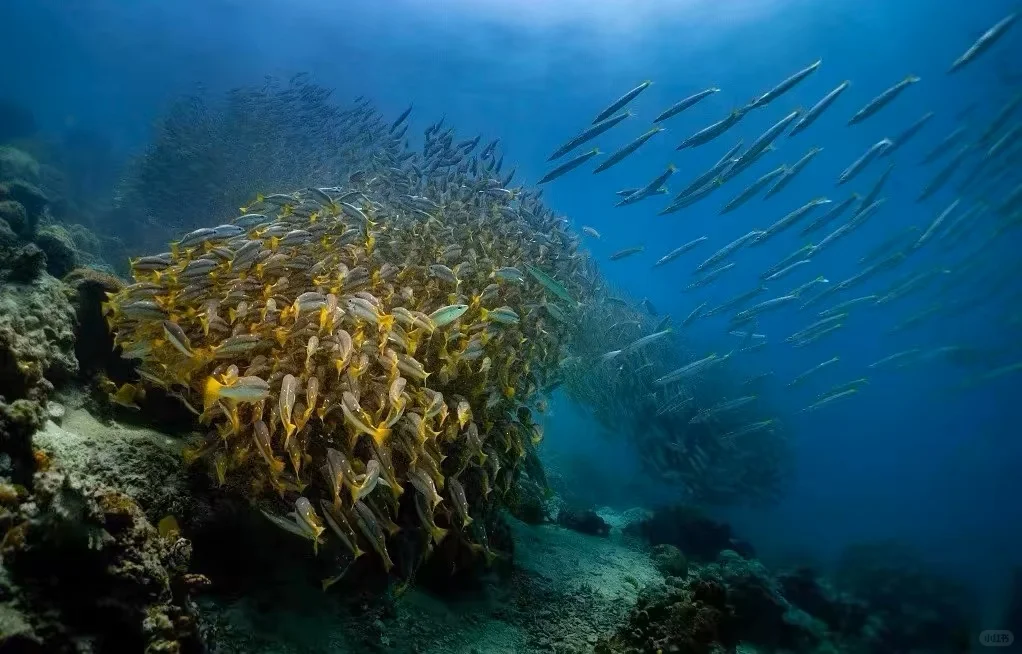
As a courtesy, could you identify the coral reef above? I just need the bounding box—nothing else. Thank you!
[63,267,126,377]
[556,506,611,537]
[0,399,46,487]
[0,145,114,279]
[0,181,47,231]
[1,244,47,285]
[777,565,870,637]
[0,471,205,652]
[0,146,41,186]
[833,540,976,652]
[0,273,78,403]
[597,550,827,654]
[650,543,688,578]
[626,504,755,562]
[505,473,549,525]
[32,410,196,525]
[32,225,79,278]
[0,200,28,238]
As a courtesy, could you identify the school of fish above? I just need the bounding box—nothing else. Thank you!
[542,12,1019,486]
[104,102,595,578]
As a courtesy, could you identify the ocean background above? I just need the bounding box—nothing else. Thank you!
[2,0,1019,624]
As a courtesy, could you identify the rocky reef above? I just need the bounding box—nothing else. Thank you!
[0,471,205,652]
[1,145,117,281]
[625,503,756,562]
[595,506,982,654]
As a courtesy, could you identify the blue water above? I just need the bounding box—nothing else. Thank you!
[3,0,1020,617]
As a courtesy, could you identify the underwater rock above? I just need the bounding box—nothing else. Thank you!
[506,474,549,525]
[32,410,196,526]
[63,224,108,268]
[598,552,826,653]
[595,574,738,653]
[650,543,688,578]
[2,244,47,284]
[0,200,28,238]
[0,273,78,402]
[777,565,869,635]
[33,226,79,279]
[63,267,126,378]
[0,146,40,185]
[0,471,204,652]
[834,540,976,653]
[626,504,754,562]
[0,180,47,238]
[712,549,826,650]
[556,506,611,537]
[45,401,66,425]
[0,399,46,487]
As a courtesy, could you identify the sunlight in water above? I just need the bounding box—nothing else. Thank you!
[315,0,787,36]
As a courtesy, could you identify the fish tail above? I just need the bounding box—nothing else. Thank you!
[432,525,449,544]
[371,421,393,448]
[202,377,223,411]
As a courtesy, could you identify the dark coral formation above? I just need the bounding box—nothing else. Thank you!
[0,471,204,652]
[0,273,78,402]
[650,543,688,579]
[505,474,549,525]
[0,146,113,280]
[600,528,982,654]
[599,551,827,654]
[556,507,610,537]
[32,226,79,278]
[777,565,870,636]
[833,540,976,653]
[63,267,127,378]
[626,504,755,562]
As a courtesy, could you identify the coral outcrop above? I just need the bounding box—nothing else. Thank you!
[597,550,827,653]
[33,226,79,278]
[0,471,205,652]
[833,540,976,652]
[63,267,126,377]
[626,504,755,562]
[0,200,28,239]
[0,273,78,403]
[0,146,112,280]
[556,507,611,537]
[0,146,41,186]
[650,543,688,579]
